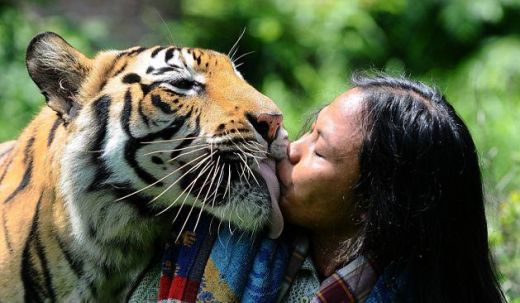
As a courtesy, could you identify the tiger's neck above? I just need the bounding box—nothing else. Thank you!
[1,107,170,300]
[0,108,67,213]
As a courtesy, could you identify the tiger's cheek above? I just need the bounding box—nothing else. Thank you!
[121,90,176,138]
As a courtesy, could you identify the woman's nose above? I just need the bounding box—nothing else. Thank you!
[288,141,301,164]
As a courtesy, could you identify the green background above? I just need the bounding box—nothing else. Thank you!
[1,0,519,300]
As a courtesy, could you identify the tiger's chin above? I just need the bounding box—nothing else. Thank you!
[170,131,288,238]
[207,178,272,234]
[169,159,275,234]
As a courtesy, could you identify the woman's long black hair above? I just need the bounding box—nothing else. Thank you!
[351,74,505,302]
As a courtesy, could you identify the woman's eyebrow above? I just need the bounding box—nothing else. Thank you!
[316,118,335,145]
[316,128,330,144]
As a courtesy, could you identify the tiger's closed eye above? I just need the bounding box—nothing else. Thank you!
[170,79,198,90]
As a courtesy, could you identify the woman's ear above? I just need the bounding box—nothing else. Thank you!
[26,32,93,122]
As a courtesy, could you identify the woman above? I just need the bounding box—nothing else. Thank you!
[130,74,505,302]
[277,74,506,302]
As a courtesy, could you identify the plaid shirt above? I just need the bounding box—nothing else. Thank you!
[277,230,379,303]
[277,231,310,301]
[312,256,379,303]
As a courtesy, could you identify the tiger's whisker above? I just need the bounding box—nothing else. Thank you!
[212,163,226,208]
[141,135,212,144]
[205,159,224,211]
[234,129,266,156]
[174,163,216,242]
[235,205,245,224]
[143,144,206,156]
[230,138,255,162]
[148,157,210,216]
[223,164,231,200]
[237,158,249,186]
[229,130,263,170]
[217,218,225,248]
[170,158,214,223]
[242,150,264,160]
[166,145,208,162]
[175,162,218,243]
[205,163,225,224]
[242,142,266,153]
[228,216,234,236]
[248,140,264,148]
[200,157,221,207]
[236,152,252,182]
[243,160,261,186]
[194,156,221,231]
[228,27,246,59]
[115,152,207,202]
[193,201,206,234]
[232,51,255,65]
[149,151,216,206]
[232,129,258,145]
[230,45,240,63]
[242,146,263,164]
[154,156,212,216]
[153,8,175,45]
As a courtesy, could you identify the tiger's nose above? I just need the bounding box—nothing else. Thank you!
[247,113,283,144]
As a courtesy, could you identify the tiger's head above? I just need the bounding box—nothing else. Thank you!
[26,32,287,237]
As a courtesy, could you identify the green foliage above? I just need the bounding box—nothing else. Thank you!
[490,191,520,299]
[0,0,519,299]
[0,8,96,140]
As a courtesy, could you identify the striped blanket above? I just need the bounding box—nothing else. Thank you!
[157,210,290,303]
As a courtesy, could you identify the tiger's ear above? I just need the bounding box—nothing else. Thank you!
[26,32,93,122]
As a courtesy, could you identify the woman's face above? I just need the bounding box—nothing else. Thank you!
[277,89,364,233]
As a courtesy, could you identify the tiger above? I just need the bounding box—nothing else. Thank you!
[0,32,288,302]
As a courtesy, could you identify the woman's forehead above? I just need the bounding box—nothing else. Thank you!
[318,89,363,124]
[315,90,364,155]
[333,88,364,113]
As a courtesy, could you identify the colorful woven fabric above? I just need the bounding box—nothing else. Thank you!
[157,210,290,303]
[158,211,217,303]
[196,224,291,302]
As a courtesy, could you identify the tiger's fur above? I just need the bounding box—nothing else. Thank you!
[0,32,287,302]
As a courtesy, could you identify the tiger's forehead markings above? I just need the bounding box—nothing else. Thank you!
[141,47,206,85]
[151,46,165,58]
[124,46,147,57]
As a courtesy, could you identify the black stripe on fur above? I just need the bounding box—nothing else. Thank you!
[0,157,13,184]
[137,96,151,127]
[1,209,13,253]
[21,195,56,302]
[164,47,175,62]
[122,101,193,185]
[55,233,84,280]
[111,183,157,217]
[151,94,175,114]
[4,135,35,203]
[88,95,113,192]
[47,116,62,146]
[151,46,165,58]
